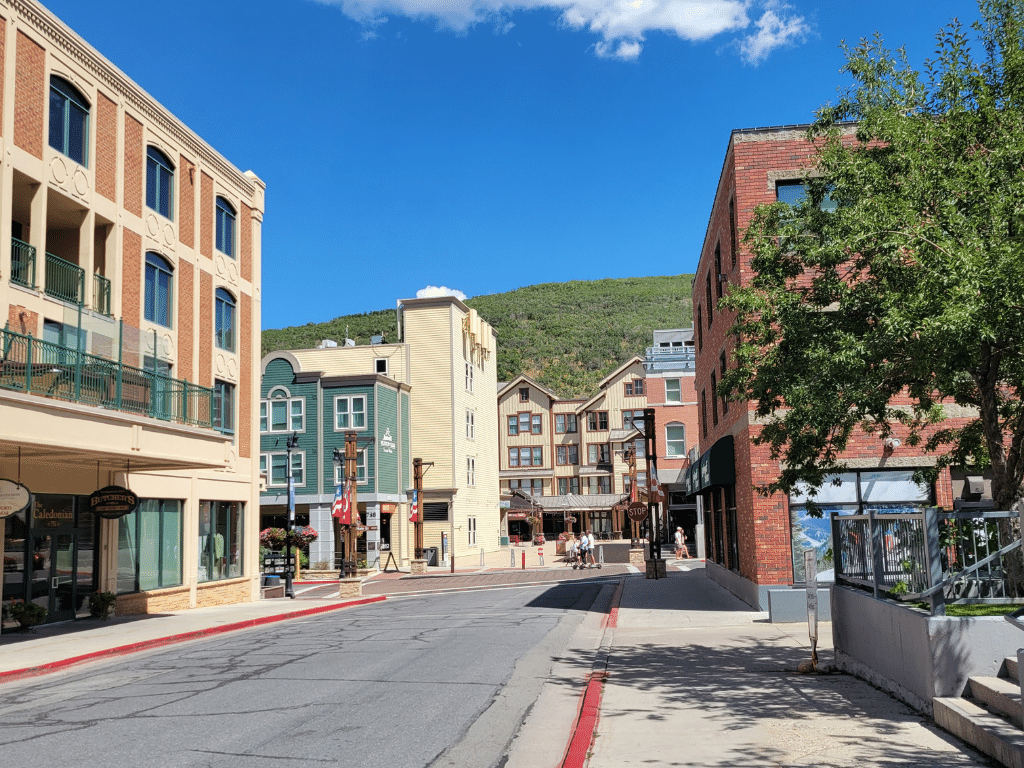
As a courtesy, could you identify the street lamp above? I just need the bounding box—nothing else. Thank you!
[285,431,298,598]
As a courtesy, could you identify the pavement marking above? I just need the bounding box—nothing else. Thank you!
[625,565,640,574]
[378,578,621,599]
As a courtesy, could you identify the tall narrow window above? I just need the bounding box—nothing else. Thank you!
[146,147,174,219]
[714,243,723,298]
[720,351,729,416]
[711,371,719,427]
[215,288,236,351]
[729,197,737,268]
[49,76,89,166]
[144,252,173,327]
[216,197,236,257]
[213,380,234,435]
[701,389,708,439]
[666,378,681,403]
[696,306,703,350]
[666,424,686,456]
[706,273,713,325]
[467,457,476,487]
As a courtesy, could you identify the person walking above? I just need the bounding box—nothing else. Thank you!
[675,526,690,560]
[583,530,599,568]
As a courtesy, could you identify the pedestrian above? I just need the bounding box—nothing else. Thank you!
[584,530,599,568]
[675,526,690,560]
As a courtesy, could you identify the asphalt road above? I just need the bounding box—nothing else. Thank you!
[0,578,616,768]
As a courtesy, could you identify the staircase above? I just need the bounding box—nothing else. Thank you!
[935,656,1024,767]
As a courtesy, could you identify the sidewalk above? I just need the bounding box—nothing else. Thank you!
[580,566,990,768]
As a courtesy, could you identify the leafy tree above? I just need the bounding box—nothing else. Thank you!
[723,0,1024,518]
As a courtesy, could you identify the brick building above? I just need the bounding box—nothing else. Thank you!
[685,124,976,610]
[1,0,264,627]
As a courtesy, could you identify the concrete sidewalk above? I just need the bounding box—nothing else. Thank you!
[584,566,991,768]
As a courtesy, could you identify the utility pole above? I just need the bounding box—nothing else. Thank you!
[413,457,423,557]
[644,407,662,565]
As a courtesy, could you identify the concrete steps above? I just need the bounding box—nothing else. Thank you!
[935,656,1024,768]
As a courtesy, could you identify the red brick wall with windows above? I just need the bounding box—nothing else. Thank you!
[95,93,117,201]
[177,260,194,382]
[239,292,252,458]
[199,271,212,385]
[200,172,213,258]
[14,31,44,159]
[123,115,143,216]
[179,155,195,248]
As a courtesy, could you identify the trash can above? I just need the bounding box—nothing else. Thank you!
[423,547,439,566]
[263,575,281,587]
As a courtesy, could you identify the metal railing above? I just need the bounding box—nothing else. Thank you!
[0,327,213,428]
[93,273,111,316]
[44,252,84,305]
[644,345,696,372]
[832,507,1021,615]
[10,237,35,288]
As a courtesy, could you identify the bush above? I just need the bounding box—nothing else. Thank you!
[10,600,47,628]
[88,591,117,620]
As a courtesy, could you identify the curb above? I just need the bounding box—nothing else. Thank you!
[0,595,386,684]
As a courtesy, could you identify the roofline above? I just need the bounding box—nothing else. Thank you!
[497,373,560,401]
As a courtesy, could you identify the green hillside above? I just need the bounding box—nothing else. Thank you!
[262,275,693,399]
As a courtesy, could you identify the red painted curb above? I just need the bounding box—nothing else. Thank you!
[600,579,623,630]
[0,596,386,684]
[561,676,604,768]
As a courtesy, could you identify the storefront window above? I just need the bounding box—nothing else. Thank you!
[198,501,244,582]
[2,509,30,624]
[117,499,182,593]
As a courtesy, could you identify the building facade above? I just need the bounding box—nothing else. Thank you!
[1,0,264,628]
[685,124,969,609]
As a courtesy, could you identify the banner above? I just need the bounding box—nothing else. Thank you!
[409,489,418,523]
[332,480,352,525]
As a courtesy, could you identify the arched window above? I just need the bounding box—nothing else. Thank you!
[216,197,236,257]
[215,287,236,351]
[144,252,173,327]
[665,423,686,457]
[49,76,89,166]
[146,147,174,219]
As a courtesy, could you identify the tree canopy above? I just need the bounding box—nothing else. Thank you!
[722,0,1024,510]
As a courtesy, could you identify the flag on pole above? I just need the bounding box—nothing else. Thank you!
[332,480,352,525]
[409,489,418,523]
[649,466,665,503]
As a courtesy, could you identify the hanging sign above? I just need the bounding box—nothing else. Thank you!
[0,479,31,518]
[89,485,140,519]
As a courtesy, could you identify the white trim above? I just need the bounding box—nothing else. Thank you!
[334,394,368,431]
[264,450,305,487]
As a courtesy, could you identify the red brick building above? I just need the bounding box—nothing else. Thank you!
[685,125,978,611]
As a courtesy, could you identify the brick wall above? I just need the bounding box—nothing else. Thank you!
[122,227,142,365]
[95,93,117,202]
[240,202,252,283]
[200,172,213,258]
[177,259,194,382]
[123,114,143,216]
[115,585,192,615]
[199,270,212,386]
[179,155,195,248]
[195,578,252,608]
[14,31,44,159]
[239,292,251,458]
[7,304,38,336]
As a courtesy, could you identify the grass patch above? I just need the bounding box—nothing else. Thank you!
[945,604,1022,617]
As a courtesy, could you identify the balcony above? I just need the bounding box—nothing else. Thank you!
[44,252,84,305]
[93,273,111,316]
[0,327,213,428]
[10,237,36,289]
[644,345,696,372]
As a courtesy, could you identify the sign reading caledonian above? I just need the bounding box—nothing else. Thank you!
[89,485,140,519]
[0,479,31,518]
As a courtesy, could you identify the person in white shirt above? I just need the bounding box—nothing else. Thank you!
[675,526,690,560]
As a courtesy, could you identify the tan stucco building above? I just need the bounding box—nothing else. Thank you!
[1,0,264,628]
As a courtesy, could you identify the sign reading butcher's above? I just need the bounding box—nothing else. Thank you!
[89,485,140,519]
[0,479,31,518]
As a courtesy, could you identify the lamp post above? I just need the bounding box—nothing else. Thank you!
[285,431,298,598]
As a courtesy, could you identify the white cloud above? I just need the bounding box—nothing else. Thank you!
[313,0,807,62]
[416,285,469,300]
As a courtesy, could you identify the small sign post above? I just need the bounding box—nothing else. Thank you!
[805,548,818,669]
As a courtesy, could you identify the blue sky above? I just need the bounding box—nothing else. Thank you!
[44,0,981,329]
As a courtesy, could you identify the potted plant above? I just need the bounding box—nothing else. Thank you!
[88,591,117,620]
[9,600,47,629]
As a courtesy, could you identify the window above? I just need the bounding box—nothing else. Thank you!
[588,443,611,464]
[465,362,474,392]
[333,450,369,484]
[587,411,608,431]
[706,272,713,325]
[215,197,236,257]
[509,447,519,467]
[261,391,304,433]
[49,76,89,166]
[556,445,579,465]
[468,516,477,546]
[633,437,645,460]
[665,378,681,403]
[335,396,366,430]
[507,415,519,436]
[696,306,703,350]
[623,410,645,430]
[519,387,529,402]
[511,447,543,467]
[144,252,173,327]
[711,371,719,427]
[266,451,304,487]
[197,501,243,582]
[213,380,234,435]
[509,479,543,496]
[532,447,543,466]
[714,243,724,298]
[116,499,182,593]
[624,472,648,495]
[624,379,645,396]
[466,410,475,439]
[587,476,611,494]
[423,502,450,521]
[555,413,578,433]
[531,414,542,435]
[375,358,388,376]
[215,288,236,351]
[467,457,476,486]
[558,477,581,495]
[516,412,529,434]
[701,389,708,439]
[720,352,729,416]
[777,180,837,211]
[729,197,737,268]
[666,424,686,457]
[146,147,174,219]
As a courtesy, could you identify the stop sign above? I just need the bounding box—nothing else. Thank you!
[626,502,648,522]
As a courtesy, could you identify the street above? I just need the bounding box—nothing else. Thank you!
[0,577,616,768]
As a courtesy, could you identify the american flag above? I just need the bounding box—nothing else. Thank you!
[649,467,665,503]
[332,480,352,524]
[409,490,418,523]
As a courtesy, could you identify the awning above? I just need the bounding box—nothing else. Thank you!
[682,435,735,497]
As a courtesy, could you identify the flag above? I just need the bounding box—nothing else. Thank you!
[332,480,352,525]
[629,475,638,504]
[409,490,418,523]
[649,467,665,503]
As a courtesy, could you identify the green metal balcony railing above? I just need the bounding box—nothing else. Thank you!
[10,237,36,288]
[93,273,112,316]
[0,327,213,428]
[45,252,85,305]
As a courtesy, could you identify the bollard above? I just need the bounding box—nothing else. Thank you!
[539,549,545,566]
[510,548,515,568]
[480,549,485,568]
[598,545,604,565]
[522,550,526,570]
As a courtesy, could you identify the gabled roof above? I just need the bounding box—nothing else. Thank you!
[497,373,560,402]
[576,356,645,412]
